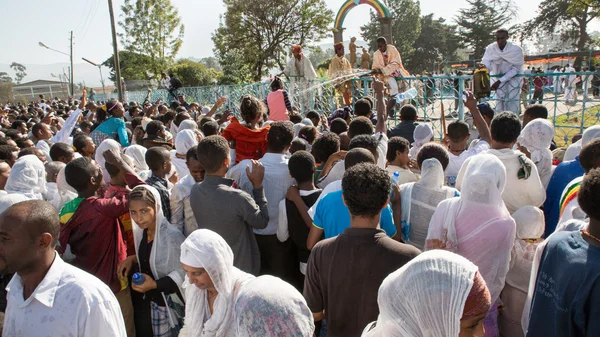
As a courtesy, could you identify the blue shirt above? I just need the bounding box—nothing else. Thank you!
[543,157,584,236]
[94,117,130,147]
[526,230,600,337]
[313,190,397,239]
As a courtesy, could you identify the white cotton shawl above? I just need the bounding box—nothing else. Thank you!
[171,130,198,179]
[180,229,255,337]
[361,250,478,337]
[131,185,186,328]
[4,155,46,200]
[234,275,314,337]
[409,124,433,159]
[518,119,554,188]
[56,166,78,210]
[179,120,198,132]
[481,42,525,73]
[95,139,121,183]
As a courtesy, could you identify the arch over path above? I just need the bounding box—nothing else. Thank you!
[333,0,392,44]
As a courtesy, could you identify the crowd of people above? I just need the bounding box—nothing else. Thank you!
[0,31,598,337]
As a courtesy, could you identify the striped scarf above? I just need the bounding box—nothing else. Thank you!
[559,177,582,218]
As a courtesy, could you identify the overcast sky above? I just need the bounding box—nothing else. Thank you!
[4,0,594,85]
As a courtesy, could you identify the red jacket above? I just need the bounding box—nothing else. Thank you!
[222,117,270,164]
[105,183,136,257]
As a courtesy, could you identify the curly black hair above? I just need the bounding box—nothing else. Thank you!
[312,133,340,163]
[447,120,470,142]
[400,104,417,121]
[330,118,348,135]
[578,168,600,220]
[65,157,100,192]
[344,148,375,170]
[298,126,317,144]
[386,137,409,162]
[202,120,220,137]
[146,120,164,137]
[342,163,390,218]
[145,146,170,171]
[197,135,229,173]
[580,138,600,173]
[417,143,450,170]
[267,121,294,153]
[49,142,74,162]
[491,111,521,144]
[349,134,378,159]
[288,150,315,182]
[348,116,374,139]
[354,99,372,117]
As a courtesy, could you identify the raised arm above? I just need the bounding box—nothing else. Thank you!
[464,91,491,144]
[373,78,387,134]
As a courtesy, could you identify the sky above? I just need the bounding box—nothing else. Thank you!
[1,0,590,86]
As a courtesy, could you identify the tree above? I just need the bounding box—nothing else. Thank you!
[524,0,600,67]
[199,57,222,72]
[9,63,26,84]
[455,0,515,59]
[0,82,12,102]
[119,0,185,78]
[308,46,334,72]
[217,52,255,85]
[361,0,421,60]
[170,59,223,87]
[213,0,333,82]
[407,14,462,73]
[0,72,12,83]
[103,51,155,90]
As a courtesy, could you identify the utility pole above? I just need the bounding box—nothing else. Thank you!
[108,0,123,101]
[70,31,74,100]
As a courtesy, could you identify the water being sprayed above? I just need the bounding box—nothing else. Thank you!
[296,70,373,95]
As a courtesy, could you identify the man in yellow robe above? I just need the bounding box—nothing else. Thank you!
[328,42,354,106]
[371,37,410,96]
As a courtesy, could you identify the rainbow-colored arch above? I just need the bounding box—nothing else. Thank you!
[334,0,392,30]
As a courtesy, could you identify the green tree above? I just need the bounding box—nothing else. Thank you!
[213,0,333,82]
[308,47,334,72]
[170,59,223,87]
[0,82,13,103]
[9,63,26,84]
[217,52,255,85]
[199,57,222,72]
[0,72,12,83]
[360,0,421,60]
[119,0,185,78]
[455,0,514,59]
[407,14,462,73]
[103,51,155,90]
[524,0,600,67]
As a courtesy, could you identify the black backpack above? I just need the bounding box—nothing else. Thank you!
[170,76,182,90]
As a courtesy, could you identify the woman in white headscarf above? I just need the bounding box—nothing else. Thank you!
[3,155,46,200]
[362,250,492,337]
[400,144,458,250]
[178,229,255,337]
[55,165,78,211]
[498,206,544,337]
[426,154,516,337]
[234,275,314,337]
[178,120,198,132]
[95,139,122,184]
[125,145,151,181]
[409,124,433,159]
[117,185,185,337]
[518,119,554,188]
[170,130,199,179]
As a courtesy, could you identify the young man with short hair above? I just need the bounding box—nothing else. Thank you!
[145,146,173,222]
[171,146,205,237]
[387,104,418,143]
[190,135,268,275]
[386,136,419,183]
[49,142,75,164]
[304,163,420,337]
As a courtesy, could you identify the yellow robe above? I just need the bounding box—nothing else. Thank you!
[349,42,357,67]
[328,55,354,105]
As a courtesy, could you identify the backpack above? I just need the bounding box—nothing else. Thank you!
[170,76,182,90]
[473,65,491,99]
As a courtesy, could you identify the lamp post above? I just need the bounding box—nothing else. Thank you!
[82,57,107,97]
[39,33,74,99]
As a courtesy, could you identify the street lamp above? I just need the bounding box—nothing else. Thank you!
[82,57,107,97]
[39,33,74,99]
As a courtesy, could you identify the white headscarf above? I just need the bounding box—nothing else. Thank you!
[0,194,30,214]
[95,139,121,183]
[130,185,186,327]
[409,124,433,158]
[427,154,516,303]
[582,125,600,147]
[56,166,78,210]
[124,145,151,180]
[293,123,305,137]
[518,119,554,188]
[180,229,254,337]
[4,155,46,200]
[171,130,198,178]
[235,275,314,337]
[179,120,198,132]
[362,250,480,337]
[506,206,544,293]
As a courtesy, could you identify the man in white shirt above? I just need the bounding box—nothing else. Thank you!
[1,200,126,337]
[238,121,295,280]
[482,28,524,114]
[170,146,205,237]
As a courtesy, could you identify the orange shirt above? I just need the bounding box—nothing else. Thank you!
[222,117,270,163]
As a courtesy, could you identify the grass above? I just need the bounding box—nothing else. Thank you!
[552,106,600,146]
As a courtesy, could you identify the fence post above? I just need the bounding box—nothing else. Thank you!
[580,72,589,134]
[458,77,465,121]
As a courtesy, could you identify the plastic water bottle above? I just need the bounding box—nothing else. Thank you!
[132,272,146,286]
[394,88,418,104]
[390,171,400,199]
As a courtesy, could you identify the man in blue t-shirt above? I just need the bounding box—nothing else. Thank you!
[526,168,600,337]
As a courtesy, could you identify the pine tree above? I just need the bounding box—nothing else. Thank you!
[455,0,514,59]
[119,0,185,78]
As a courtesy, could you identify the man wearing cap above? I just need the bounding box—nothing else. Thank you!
[328,42,354,107]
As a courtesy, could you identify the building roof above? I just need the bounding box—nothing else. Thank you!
[13,79,65,88]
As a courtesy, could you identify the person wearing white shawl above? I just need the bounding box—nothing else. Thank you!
[426,154,516,337]
[2,155,46,200]
[44,161,65,210]
[170,146,204,237]
[234,275,314,337]
[400,144,459,250]
[280,45,317,111]
[481,29,524,114]
[117,185,186,336]
[361,250,492,337]
[95,139,122,184]
[498,206,544,337]
[178,229,255,337]
[125,145,151,181]
[563,64,578,103]
[170,130,199,179]
[517,119,555,188]
[408,124,433,159]
[55,165,78,211]
[178,120,198,132]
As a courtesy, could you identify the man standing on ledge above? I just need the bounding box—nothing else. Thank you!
[372,37,410,97]
[482,28,524,114]
[328,42,354,107]
[280,45,318,111]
